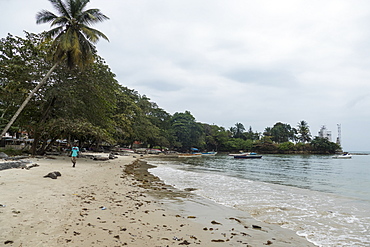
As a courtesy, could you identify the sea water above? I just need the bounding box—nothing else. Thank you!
[146,154,370,247]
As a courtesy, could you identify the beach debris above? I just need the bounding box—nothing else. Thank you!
[43,171,61,179]
[240,232,252,237]
[109,153,117,159]
[211,239,225,242]
[252,224,262,229]
[4,240,14,245]
[229,217,242,223]
[0,204,6,208]
[187,216,196,219]
[173,236,183,241]
[93,156,109,161]
[100,206,106,210]
[211,220,222,225]
[179,240,191,245]
[184,188,197,192]
[25,163,39,170]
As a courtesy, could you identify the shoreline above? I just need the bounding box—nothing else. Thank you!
[0,154,315,246]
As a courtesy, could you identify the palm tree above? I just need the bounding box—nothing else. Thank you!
[1,0,109,137]
[297,120,312,143]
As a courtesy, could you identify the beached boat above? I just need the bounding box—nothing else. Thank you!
[178,153,202,157]
[332,153,352,159]
[233,153,262,159]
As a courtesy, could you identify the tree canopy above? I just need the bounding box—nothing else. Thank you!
[1,32,341,155]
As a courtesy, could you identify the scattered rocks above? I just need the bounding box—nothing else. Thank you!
[0,160,31,171]
[0,152,8,158]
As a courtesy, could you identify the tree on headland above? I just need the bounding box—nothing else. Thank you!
[1,0,109,137]
[297,120,312,143]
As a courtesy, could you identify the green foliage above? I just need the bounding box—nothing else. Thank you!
[278,142,295,151]
[310,137,340,154]
[0,32,51,134]
[1,32,343,155]
[170,111,203,151]
[268,122,296,143]
[297,120,312,143]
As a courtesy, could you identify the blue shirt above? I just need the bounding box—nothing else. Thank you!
[71,147,79,157]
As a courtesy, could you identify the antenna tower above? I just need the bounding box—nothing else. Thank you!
[336,124,341,146]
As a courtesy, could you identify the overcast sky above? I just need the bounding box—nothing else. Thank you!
[1,0,370,151]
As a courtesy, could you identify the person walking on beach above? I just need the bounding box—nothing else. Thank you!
[71,143,79,168]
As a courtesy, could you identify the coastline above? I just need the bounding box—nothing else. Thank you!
[0,154,315,246]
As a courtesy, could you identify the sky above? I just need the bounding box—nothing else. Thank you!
[1,0,370,151]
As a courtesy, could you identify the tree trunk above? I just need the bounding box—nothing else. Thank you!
[1,62,59,137]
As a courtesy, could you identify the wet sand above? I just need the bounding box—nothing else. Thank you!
[0,154,315,246]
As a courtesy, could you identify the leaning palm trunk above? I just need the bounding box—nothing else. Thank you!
[0,62,59,137]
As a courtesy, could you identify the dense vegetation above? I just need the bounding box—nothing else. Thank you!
[0,33,341,155]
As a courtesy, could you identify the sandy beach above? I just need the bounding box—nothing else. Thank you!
[0,154,315,246]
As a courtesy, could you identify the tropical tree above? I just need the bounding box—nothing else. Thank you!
[269,122,296,143]
[297,120,312,143]
[310,137,340,154]
[170,111,203,151]
[230,122,245,139]
[1,0,109,137]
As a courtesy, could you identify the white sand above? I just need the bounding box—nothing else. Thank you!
[0,155,315,246]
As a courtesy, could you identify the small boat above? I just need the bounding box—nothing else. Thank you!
[234,153,262,159]
[202,151,217,156]
[229,152,249,156]
[178,153,202,157]
[332,153,352,159]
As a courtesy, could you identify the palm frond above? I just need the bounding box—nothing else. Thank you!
[44,26,64,40]
[68,0,89,18]
[51,16,70,27]
[80,25,109,43]
[48,0,70,19]
[36,10,57,24]
[78,9,109,25]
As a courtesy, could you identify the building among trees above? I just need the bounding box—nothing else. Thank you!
[318,125,332,141]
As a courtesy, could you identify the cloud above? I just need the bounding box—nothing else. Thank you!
[2,0,370,150]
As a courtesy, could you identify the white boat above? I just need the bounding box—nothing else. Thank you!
[233,153,262,159]
[332,153,352,159]
[228,152,249,156]
[202,151,217,156]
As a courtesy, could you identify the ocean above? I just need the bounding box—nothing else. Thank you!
[146,153,370,247]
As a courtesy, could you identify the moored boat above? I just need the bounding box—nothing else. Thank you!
[202,151,217,156]
[233,153,262,159]
[178,153,202,157]
[332,153,352,159]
